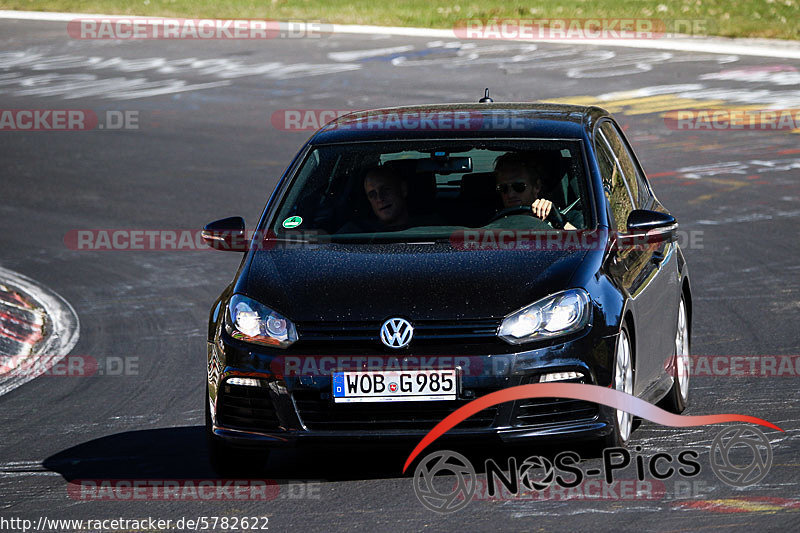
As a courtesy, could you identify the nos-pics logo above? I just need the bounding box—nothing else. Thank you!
[412,425,773,513]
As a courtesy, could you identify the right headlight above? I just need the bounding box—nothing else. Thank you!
[498,289,591,345]
[224,294,298,349]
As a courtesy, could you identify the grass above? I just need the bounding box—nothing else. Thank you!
[1,0,798,40]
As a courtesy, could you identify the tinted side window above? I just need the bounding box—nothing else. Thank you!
[594,134,632,233]
[599,122,652,209]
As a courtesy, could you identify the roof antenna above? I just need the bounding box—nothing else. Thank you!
[479,88,494,103]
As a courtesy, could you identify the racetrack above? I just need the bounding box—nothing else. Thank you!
[1,16,799,531]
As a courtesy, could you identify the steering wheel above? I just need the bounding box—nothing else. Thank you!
[488,205,537,223]
[488,204,568,229]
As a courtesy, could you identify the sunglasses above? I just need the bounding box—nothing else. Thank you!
[495,182,529,194]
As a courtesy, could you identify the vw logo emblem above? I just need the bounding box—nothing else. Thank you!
[380,318,413,349]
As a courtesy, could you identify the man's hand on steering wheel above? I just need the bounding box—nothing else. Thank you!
[532,199,567,229]
[489,199,574,229]
[532,198,554,220]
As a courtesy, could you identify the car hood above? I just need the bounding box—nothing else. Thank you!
[239,243,588,322]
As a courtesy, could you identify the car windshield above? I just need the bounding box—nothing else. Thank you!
[269,139,592,242]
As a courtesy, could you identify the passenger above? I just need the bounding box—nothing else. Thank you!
[337,166,439,233]
[493,153,577,230]
[363,166,411,228]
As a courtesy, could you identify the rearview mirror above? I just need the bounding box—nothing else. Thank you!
[202,216,246,252]
[417,156,473,174]
[625,210,677,244]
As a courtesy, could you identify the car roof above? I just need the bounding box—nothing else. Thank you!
[309,103,611,144]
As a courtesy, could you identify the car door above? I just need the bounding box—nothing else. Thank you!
[595,120,677,396]
[611,122,682,391]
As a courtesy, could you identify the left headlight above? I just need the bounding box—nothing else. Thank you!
[498,289,591,345]
[224,294,298,349]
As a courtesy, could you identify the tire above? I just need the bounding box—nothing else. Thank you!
[662,295,690,414]
[205,386,269,477]
[604,324,635,448]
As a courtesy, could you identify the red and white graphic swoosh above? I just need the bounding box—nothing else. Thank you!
[403,383,783,472]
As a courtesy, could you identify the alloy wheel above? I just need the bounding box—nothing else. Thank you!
[675,298,690,404]
[614,328,634,443]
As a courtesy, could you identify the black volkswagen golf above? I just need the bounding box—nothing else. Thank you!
[203,101,692,473]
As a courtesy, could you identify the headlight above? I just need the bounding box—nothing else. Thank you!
[498,289,591,344]
[225,294,298,349]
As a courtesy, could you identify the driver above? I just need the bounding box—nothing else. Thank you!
[493,153,577,230]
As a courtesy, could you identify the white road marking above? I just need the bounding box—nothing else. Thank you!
[2,10,800,58]
[696,210,800,225]
[328,45,414,62]
[676,157,800,179]
[0,49,362,100]
[589,83,800,109]
[384,43,738,79]
[700,65,800,86]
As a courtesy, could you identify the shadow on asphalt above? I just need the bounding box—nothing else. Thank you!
[42,426,608,483]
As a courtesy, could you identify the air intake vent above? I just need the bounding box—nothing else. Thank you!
[512,374,598,427]
[218,383,281,432]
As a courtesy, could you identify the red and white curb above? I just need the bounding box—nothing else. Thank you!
[0,266,80,397]
[0,285,44,358]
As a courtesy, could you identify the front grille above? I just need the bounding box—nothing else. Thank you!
[295,319,498,344]
[292,388,498,431]
[218,383,281,432]
[512,374,598,427]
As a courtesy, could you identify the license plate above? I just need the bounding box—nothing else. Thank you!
[332,369,458,403]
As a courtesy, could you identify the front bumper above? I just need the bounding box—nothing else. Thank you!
[207,328,619,448]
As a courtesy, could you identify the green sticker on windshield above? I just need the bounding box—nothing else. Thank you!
[282,216,303,229]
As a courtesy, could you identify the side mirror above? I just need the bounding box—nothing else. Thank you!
[202,217,247,251]
[625,210,677,244]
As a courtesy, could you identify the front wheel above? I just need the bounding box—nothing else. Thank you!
[662,296,690,413]
[604,324,635,448]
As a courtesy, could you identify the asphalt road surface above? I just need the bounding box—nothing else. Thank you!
[1,17,799,532]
